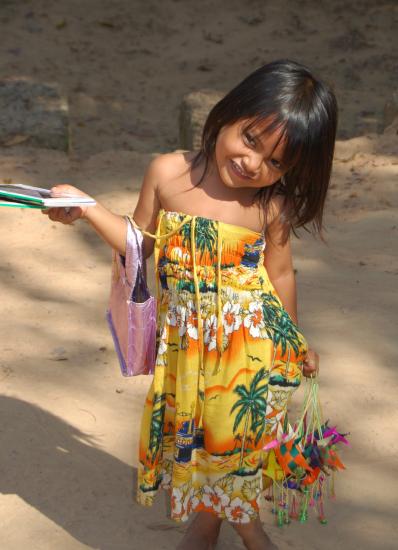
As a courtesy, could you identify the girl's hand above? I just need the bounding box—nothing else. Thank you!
[302,348,319,378]
[41,184,91,224]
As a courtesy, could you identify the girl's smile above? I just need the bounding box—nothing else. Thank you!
[229,159,254,181]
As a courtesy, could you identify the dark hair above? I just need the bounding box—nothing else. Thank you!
[191,59,338,245]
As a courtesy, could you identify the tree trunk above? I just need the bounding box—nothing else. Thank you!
[284,345,291,376]
[271,344,277,369]
[239,411,250,469]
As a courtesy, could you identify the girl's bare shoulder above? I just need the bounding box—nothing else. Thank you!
[146,151,195,185]
[266,193,289,227]
[133,152,195,254]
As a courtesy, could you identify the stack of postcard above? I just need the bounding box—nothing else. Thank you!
[0,184,96,209]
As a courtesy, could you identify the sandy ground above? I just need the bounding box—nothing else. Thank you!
[0,1,398,549]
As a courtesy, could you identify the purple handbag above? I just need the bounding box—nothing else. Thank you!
[106,216,156,376]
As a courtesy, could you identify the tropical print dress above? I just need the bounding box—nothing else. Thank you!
[137,208,309,524]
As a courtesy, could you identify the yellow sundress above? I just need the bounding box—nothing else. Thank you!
[137,208,308,524]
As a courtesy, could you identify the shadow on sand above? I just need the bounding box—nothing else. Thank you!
[0,395,190,550]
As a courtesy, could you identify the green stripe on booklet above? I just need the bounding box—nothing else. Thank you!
[0,200,44,209]
[0,184,96,209]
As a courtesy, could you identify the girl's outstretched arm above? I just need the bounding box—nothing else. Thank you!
[42,185,128,256]
[131,155,163,260]
[42,156,163,257]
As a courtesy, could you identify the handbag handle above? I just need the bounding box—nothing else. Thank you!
[124,216,144,288]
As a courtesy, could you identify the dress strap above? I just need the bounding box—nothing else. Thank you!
[190,216,205,426]
[127,212,192,241]
[216,223,223,356]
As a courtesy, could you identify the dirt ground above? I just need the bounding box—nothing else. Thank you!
[0,1,397,549]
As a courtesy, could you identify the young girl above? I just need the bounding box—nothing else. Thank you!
[43,59,337,550]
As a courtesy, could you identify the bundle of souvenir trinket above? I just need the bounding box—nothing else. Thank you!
[263,377,349,526]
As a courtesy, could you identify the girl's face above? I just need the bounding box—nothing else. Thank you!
[214,118,287,190]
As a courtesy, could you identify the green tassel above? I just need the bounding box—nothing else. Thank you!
[299,511,308,523]
[277,509,284,527]
[298,487,310,523]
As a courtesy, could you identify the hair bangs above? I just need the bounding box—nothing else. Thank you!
[279,116,310,171]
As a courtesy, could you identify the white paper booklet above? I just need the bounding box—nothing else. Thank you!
[0,184,96,209]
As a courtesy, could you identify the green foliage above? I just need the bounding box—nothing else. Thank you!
[261,291,303,369]
[147,392,166,463]
[181,217,218,261]
[230,367,269,466]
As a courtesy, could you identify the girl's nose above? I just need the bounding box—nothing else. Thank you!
[242,153,263,176]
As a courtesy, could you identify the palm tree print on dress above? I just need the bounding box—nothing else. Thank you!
[261,291,302,375]
[147,392,166,464]
[180,217,218,262]
[233,433,242,451]
[230,367,269,469]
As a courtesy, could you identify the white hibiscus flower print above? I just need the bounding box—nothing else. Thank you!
[190,490,201,513]
[183,486,195,515]
[186,300,198,340]
[176,304,187,337]
[243,301,266,338]
[222,301,242,335]
[167,305,177,327]
[158,331,168,355]
[225,497,254,523]
[156,325,168,365]
[202,484,230,513]
[204,314,217,351]
[160,471,171,489]
[170,487,183,516]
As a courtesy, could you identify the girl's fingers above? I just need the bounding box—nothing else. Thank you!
[302,348,320,378]
[40,186,90,224]
[50,183,76,194]
[50,184,89,199]
[47,207,60,220]
[41,204,83,225]
[47,207,70,223]
[303,364,318,378]
[303,368,317,379]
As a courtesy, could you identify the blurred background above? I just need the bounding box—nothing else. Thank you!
[1,0,397,157]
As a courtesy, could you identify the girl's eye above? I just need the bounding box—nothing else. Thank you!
[270,159,282,170]
[243,132,256,147]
